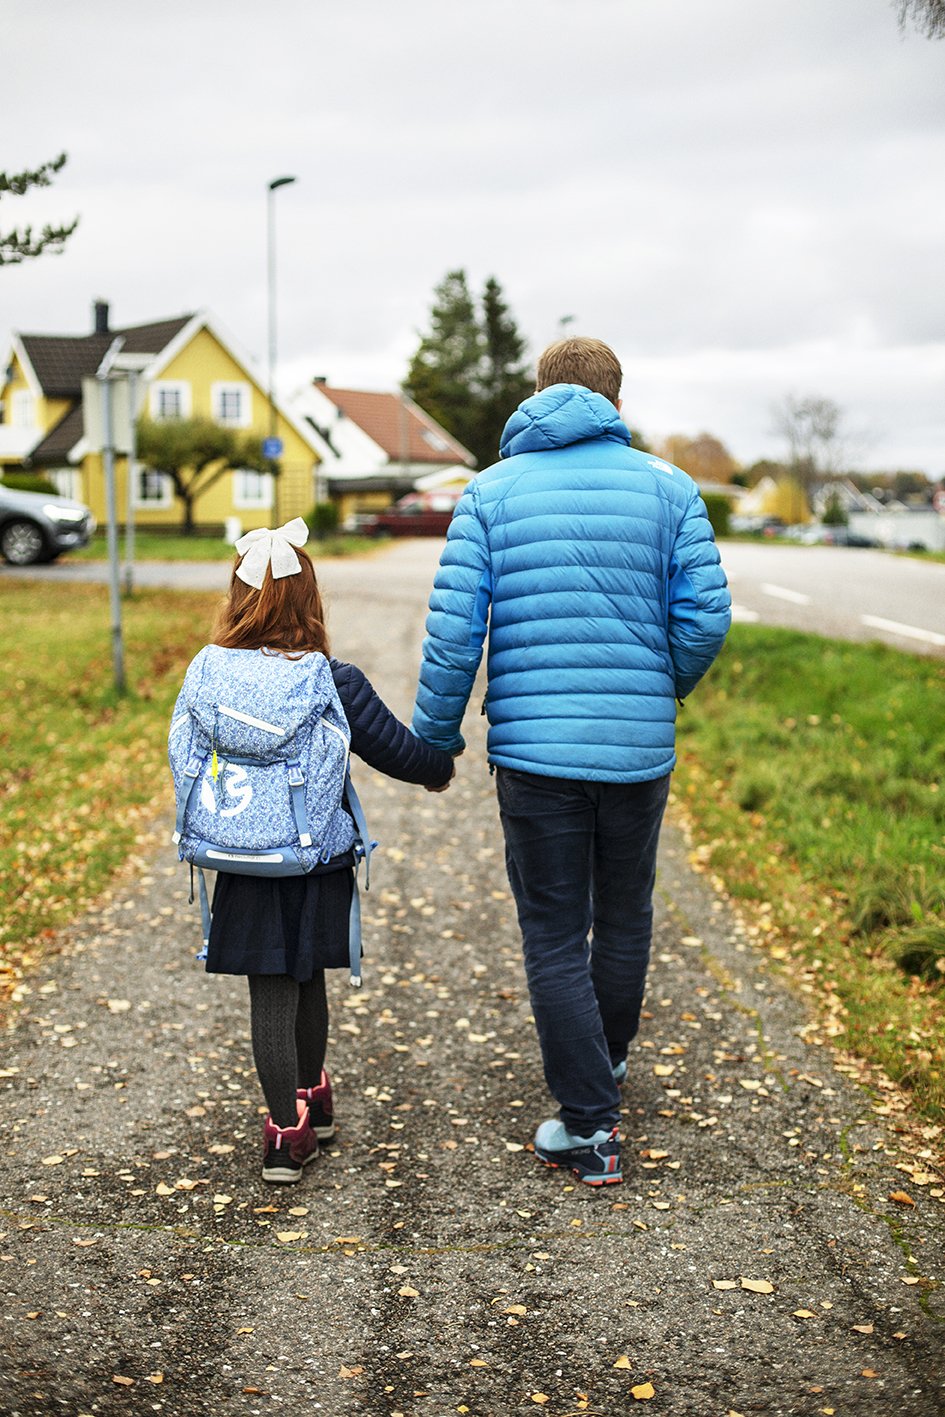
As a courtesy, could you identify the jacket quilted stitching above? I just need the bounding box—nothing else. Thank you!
[412,384,731,783]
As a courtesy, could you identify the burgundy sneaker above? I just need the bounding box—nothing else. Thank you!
[261,1100,318,1184]
[297,1068,335,1140]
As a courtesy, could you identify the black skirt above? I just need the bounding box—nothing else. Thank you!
[206,857,355,980]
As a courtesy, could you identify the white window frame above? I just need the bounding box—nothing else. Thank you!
[212,381,252,428]
[149,381,192,421]
[233,468,273,510]
[49,468,82,500]
[135,466,174,509]
[11,390,36,429]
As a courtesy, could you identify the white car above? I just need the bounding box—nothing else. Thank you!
[0,484,96,565]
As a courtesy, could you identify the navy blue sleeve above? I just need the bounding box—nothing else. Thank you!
[331,659,454,787]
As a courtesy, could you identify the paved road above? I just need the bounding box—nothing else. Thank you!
[4,537,944,657]
[719,542,945,656]
[0,545,942,1416]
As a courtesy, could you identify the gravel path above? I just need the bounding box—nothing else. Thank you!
[0,547,942,1416]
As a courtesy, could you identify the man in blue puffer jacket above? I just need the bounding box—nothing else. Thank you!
[412,338,731,1186]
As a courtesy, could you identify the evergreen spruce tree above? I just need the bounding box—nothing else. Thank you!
[474,276,533,468]
[404,270,533,469]
[403,270,483,459]
[0,153,79,265]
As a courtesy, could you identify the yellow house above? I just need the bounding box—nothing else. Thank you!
[0,303,322,533]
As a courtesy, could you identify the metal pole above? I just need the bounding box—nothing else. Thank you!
[100,374,125,694]
[267,176,296,526]
[124,370,138,595]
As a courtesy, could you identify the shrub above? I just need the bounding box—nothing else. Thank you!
[306,502,340,540]
[1,472,60,496]
[702,493,731,538]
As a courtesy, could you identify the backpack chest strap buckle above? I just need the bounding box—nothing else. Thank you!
[286,762,312,847]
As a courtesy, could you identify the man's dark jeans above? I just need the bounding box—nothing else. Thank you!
[496,767,671,1137]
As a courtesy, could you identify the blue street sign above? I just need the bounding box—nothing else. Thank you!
[262,436,283,459]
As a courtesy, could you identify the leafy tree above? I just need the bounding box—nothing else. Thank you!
[0,152,79,266]
[896,0,945,37]
[659,432,738,483]
[404,270,533,469]
[137,416,270,534]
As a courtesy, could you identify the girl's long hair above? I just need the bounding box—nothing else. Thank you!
[212,546,330,657]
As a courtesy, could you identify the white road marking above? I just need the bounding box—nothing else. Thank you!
[731,604,760,622]
[760,582,811,606]
[861,615,945,648]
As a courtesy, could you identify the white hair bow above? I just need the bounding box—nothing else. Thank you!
[234,516,309,589]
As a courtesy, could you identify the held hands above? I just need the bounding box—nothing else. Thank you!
[424,747,464,794]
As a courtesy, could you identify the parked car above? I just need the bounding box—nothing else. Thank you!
[363,489,465,538]
[0,485,96,565]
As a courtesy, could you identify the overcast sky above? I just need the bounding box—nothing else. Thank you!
[4,0,943,473]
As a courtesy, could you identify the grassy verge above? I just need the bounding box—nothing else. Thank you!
[0,582,220,1003]
[71,531,375,562]
[673,624,945,1122]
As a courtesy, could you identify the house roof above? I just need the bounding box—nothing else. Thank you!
[29,404,86,464]
[19,316,194,397]
[316,386,476,467]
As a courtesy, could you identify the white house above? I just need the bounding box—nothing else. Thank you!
[290,379,475,524]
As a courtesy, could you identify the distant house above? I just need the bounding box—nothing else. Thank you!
[0,303,322,534]
[291,379,476,525]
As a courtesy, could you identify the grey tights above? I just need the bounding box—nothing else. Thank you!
[248,973,329,1128]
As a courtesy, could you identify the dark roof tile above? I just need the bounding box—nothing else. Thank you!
[317,386,475,466]
[19,314,194,396]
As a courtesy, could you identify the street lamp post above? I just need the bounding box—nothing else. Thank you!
[267,175,297,523]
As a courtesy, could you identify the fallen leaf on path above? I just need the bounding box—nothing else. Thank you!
[275,1231,306,1243]
[712,1280,737,1290]
[793,1309,816,1318]
[339,1365,364,1378]
[888,1191,915,1206]
[631,1381,656,1400]
[112,1375,134,1386]
[398,1286,420,1298]
[852,1323,874,1334]
[740,1278,775,1293]
[613,1355,632,1369]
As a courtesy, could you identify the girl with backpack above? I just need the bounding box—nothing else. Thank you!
[172,518,454,1183]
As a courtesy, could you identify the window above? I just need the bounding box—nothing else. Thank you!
[49,468,81,501]
[136,467,173,508]
[212,381,252,428]
[233,469,273,510]
[150,381,191,421]
[11,390,35,429]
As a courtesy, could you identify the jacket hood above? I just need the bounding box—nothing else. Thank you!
[499,383,632,459]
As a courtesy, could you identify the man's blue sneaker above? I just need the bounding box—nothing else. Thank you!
[533,1120,622,1186]
[613,1060,627,1084]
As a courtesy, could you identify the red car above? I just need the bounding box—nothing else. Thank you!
[365,489,465,537]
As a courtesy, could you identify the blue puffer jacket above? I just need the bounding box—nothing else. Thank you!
[411,384,731,782]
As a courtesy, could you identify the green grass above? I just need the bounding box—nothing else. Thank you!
[71,531,375,562]
[0,582,219,995]
[674,624,945,1121]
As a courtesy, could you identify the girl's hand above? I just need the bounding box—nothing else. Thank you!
[425,759,456,793]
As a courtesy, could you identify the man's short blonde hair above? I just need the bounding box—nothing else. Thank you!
[535,337,622,407]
